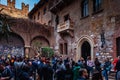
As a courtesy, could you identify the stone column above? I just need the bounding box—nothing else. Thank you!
[24,46,30,58]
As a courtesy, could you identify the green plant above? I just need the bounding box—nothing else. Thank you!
[41,47,54,58]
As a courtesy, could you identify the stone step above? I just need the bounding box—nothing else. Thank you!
[108,71,116,79]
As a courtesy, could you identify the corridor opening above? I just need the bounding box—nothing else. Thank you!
[81,41,91,60]
[116,37,120,56]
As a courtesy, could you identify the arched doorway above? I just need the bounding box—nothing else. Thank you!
[81,41,91,60]
[76,35,94,61]
[116,37,120,56]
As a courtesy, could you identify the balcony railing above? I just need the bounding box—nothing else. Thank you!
[57,20,74,33]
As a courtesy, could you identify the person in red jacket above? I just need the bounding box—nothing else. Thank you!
[112,56,120,71]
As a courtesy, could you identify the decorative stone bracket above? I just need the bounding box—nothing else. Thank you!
[67,30,74,37]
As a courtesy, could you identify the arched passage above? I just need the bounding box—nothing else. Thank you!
[116,37,120,56]
[29,36,50,57]
[76,35,94,61]
[0,33,24,56]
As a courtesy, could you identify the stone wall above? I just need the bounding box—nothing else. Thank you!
[50,0,119,60]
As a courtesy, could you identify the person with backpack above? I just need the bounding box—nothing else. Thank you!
[0,61,13,80]
[64,63,73,80]
[102,58,112,80]
[14,57,32,80]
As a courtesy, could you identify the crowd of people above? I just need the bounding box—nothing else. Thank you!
[0,55,120,80]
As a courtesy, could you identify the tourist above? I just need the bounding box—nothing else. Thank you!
[102,58,112,80]
[86,56,94,78]
[77,68,88,80]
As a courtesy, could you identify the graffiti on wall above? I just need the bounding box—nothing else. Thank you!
[0,45,24,57]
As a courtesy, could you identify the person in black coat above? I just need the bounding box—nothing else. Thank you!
[64,63,73,80]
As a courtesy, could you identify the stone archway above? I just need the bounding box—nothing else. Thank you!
[76,35,94,61]
[29,36,50,57]
[0,33,24,56]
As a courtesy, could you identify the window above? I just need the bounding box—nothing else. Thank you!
[60,44,63,54]
[64,43,68,54]
[37,12,40,20]
[55,15,59,30]
[43,7,46,15]
[81,0,89,17]
[59,43,68,55]
[34,16,36,20]
[64,14,70,21]
[55,15,59,25]
[93,0,102,12]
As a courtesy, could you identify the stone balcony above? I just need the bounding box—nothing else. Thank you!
[57,20,74,37]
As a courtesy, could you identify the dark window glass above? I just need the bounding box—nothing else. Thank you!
[43,7,46,14]
[60,44,63,54]
[64,43,68,54]
[55,15,59,25]
[64,14,70,21]
[81,0,89,17]
[38,12,40,20]
[93,0,102,12]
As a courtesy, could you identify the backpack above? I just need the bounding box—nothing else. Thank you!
[1,67,13,80]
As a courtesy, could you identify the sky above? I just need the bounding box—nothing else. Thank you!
[0,0,40,11]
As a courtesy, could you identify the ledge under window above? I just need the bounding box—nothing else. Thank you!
[80,15,89,20]
[92,9,104,15]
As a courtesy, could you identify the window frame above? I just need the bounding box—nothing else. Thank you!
[59,43,68,55]
[81,0,89,17]
[93,0,102,13]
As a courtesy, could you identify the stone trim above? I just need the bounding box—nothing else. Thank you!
[76,35,95,61]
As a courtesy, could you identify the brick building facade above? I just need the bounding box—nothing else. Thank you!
[28,0,120,61]
[1,0,120,61]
